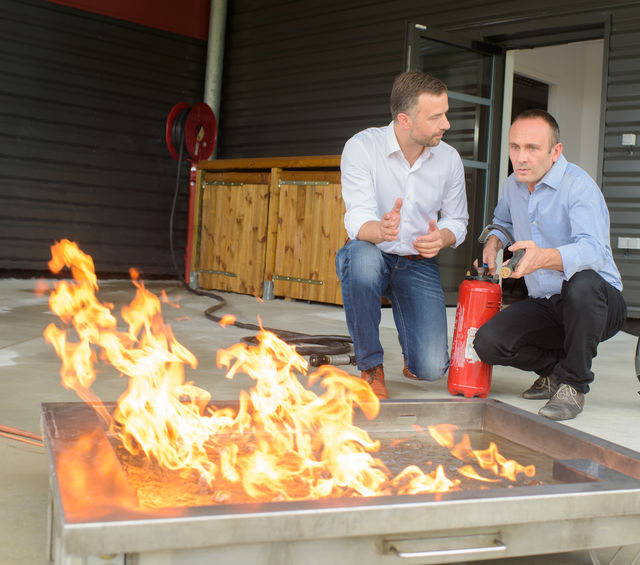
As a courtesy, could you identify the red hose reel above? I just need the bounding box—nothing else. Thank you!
[165,102,217,162]
[165,102,217,284]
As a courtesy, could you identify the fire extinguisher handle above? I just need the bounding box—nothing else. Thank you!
[499,249,526,278]
[477,224,516,278]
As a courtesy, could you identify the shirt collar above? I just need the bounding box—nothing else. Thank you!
[385,121,434,162]
[536,154,568,191]
[385,121,401,156]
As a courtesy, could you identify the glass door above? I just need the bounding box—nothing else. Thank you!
[405,24,504,301]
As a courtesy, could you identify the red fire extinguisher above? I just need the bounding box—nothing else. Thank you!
[448,224,515,398]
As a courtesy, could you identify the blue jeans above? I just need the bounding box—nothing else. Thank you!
[335,240,449,380]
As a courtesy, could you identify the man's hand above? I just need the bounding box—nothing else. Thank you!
[378,197,402,242]
[476,234,502,275]
[413,220,455,258]
[356,198,402,243]
[505,240,563,278]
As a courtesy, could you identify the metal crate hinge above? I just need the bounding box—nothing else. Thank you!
[272,275,323,285]
[203,181,244,187]
[278,180,330,186]
[197,270,238,278]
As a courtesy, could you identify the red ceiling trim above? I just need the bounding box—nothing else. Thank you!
[46,0,211,41]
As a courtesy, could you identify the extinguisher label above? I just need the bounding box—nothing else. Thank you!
[464,328,481,363]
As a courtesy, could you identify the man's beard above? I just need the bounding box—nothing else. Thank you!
[411,131,443,147]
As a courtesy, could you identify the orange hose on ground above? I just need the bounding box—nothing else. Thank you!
[0,425,42,441]
[0,431,43,448]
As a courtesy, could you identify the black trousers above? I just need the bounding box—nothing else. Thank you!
[474,270,627,394]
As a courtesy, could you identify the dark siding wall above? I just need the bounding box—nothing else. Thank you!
[219,0,640,313]
[0,0,207,275]
[218,0,634,158]
[605,7,640,316]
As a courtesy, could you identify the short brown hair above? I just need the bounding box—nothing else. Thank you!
[390,71,447,121]
[513,109,560,146]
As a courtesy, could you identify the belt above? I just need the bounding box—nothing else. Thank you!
[344,239,424,260]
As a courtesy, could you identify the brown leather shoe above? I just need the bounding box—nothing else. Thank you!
[403,363,419,380]
[522,374,558,400]
[538,383,584,421]
[361,365,388,399]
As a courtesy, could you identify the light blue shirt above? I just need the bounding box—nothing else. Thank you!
[491,154,622,298]
[341,122,468,255]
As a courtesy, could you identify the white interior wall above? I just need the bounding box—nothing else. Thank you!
[498,39,604,190]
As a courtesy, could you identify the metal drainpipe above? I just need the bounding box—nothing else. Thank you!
[204,0,227,158]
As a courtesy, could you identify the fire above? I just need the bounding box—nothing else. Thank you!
[219,314,236,327]
[472,442,536,481]
[160,289,181,308]
[56,428,140,520]
[33,278,50,296]
[427,424,534,482]
[392,464,460,494]
[457,465,501,483]
[44,240,536,507]
[428,423,458,448]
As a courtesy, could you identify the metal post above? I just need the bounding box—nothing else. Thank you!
[203,0,227,158]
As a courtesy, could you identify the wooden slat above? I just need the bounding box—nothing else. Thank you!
[197,176,270,296]
[203,172,270,184]
[263,167,282,286]
[272,175,346,305]
[197,156,341,171]
[190,167,206,275]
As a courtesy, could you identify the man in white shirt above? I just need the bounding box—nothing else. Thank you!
[336,71,469,399]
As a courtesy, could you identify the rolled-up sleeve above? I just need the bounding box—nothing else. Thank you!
[341,137,380,240]
[436,154,468,248]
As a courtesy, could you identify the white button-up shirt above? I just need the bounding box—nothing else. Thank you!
[341,122,468,255]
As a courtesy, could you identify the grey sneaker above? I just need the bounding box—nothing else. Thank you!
[538,383,584,421]
[522,374,558,400]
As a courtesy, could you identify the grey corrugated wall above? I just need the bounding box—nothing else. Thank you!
[0,0,206,276]
[218,0,640,314]
[605,6,640,316]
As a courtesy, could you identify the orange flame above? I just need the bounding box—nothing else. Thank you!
[160,290,181,308]
[427,424,457,448]
[45,240,536,505]
[471,442,536,481]
[57,428,141,519]
[219,314,236,327]
[392,464,460,494]
[457,465,501,483]
[33,278,51,296]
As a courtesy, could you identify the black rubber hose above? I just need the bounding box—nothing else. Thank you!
[168,108,352,360]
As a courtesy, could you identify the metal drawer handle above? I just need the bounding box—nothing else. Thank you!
[386,538,506,559]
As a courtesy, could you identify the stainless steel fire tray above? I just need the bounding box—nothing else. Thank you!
[42,399,640,564]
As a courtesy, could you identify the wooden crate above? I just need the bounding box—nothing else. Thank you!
[273,171,346,305]
[191,156,344,303]
[196,171,270,296]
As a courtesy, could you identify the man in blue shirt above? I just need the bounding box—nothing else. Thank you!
[474,109,626,421]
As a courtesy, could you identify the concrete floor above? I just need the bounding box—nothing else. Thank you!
[1,277,639,565]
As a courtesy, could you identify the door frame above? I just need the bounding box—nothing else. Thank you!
[404,23,506,229]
